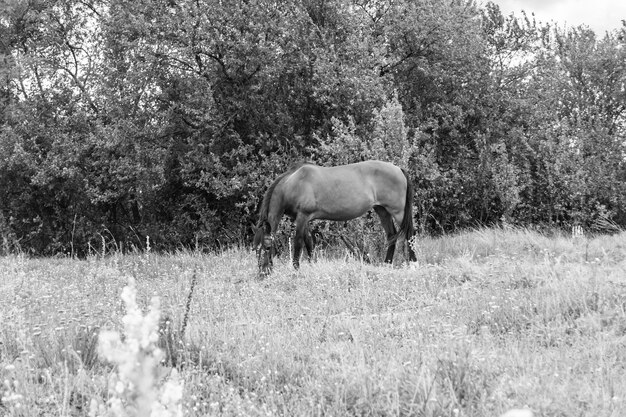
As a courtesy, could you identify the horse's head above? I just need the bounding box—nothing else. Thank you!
[253,223,274,277]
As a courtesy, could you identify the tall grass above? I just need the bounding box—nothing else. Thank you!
[1,228,625,416]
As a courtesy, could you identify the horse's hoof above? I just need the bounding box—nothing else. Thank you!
[258,269,272,279]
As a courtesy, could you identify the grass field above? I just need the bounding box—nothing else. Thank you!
[1,227,625,416]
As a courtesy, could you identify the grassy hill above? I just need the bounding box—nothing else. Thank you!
[1,228,625,416]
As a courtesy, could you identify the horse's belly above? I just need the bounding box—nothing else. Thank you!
[312,195,374,221]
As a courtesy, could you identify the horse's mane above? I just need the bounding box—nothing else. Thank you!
[257,161,314,230]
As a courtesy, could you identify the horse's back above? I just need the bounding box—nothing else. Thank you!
[301,160,402,179]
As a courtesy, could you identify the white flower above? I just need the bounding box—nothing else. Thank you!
[91,277,184,417]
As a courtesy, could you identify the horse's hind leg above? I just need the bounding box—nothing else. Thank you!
[389,207,417,263]
[293,213,310,269]
[374,206,397,263]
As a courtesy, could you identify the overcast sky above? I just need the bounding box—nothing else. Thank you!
[487,0,626,35]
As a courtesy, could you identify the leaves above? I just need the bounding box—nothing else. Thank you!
[0,0,625,254]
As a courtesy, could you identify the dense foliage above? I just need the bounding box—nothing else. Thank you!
[1,0,625,255]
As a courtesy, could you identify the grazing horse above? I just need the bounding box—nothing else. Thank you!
[253,160,417,276]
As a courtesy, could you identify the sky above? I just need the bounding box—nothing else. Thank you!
[487,0,626,35]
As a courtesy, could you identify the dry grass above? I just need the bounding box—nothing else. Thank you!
[1,227,625,416]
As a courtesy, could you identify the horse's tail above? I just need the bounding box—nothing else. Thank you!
[390,168,414,245]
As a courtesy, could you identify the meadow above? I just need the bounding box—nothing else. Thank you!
[1,227,625,416]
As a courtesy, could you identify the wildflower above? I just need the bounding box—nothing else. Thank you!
[91,277,184,417]
[2,378,24,412]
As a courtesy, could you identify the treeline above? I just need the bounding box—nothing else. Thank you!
[1,0,625,255]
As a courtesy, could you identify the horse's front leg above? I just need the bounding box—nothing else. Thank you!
[304,225,315,262]
[293,214,309,269]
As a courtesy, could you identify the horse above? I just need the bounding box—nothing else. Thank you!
[253,160,417,276]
